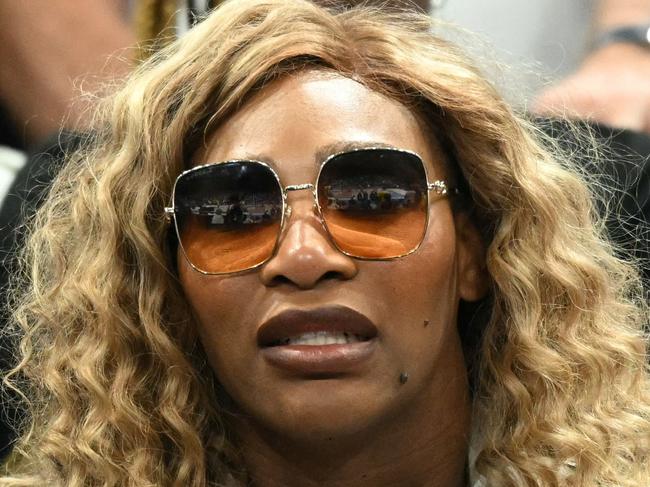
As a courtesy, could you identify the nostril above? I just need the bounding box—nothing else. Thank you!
[264,270,349,288]
[321,270,344,281]
[267,275,294,287]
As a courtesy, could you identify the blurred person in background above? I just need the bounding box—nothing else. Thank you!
[534,0,650,132]
[1,0,650,153]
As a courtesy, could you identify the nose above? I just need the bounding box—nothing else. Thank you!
[259,197,358,289]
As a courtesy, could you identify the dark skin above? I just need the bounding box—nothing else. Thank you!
[179,71,487,486]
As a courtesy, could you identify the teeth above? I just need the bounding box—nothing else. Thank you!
[282,331,365,346]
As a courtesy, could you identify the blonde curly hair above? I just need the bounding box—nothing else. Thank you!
[2,0,649,485]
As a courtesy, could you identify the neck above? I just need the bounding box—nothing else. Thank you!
[241,432,469,487]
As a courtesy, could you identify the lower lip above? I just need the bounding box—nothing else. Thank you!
[261,340,376,375]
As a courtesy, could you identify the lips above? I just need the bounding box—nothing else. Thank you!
[257,305,378,375]
[257,305,378,347]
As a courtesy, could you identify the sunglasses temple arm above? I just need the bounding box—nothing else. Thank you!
[427,180,448,195]
[164,206,175,222]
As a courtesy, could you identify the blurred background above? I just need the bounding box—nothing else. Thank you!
[1,0,647,201]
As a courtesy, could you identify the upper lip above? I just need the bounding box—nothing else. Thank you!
[257,305,378,347]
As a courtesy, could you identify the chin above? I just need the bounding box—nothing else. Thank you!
[237,378,393,443]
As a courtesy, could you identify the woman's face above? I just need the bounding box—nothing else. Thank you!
[178,70,486,445]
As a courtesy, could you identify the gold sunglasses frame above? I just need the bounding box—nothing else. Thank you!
[165,146,457,275]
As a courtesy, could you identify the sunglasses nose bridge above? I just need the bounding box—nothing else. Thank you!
[282,183,324,227]
[284,183,317,208]
[285,183,315,192]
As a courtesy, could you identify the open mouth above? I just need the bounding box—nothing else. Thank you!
[257,305,378,348]
[269,330,372,347]
[257,306,378,374]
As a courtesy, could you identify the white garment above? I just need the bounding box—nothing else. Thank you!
[0,147,27,208]
[433,0,595,103]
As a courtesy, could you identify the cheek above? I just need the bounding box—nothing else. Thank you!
[386,209,457,305]
[372,209,460,365]
[177,252,257,373]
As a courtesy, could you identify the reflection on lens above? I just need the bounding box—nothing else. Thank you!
[318,149,428,258]
[174,161,282,273]
[182,217,279,273]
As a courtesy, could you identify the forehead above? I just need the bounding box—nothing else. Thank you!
[196,70,446,181]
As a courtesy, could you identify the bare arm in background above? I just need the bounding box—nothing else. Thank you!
[0,1,135,145]
[533,0,650,132]
[0,1,432,147]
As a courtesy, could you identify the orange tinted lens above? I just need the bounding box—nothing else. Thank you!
[318,149,428,258]
[174,161,283,273]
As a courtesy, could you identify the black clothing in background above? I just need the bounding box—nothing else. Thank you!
[0,132,74,460]
[0,121,648,460]
[0,104,25,151]
[542,120,650,286]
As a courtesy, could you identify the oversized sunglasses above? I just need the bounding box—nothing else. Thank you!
[165,147,457,274]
